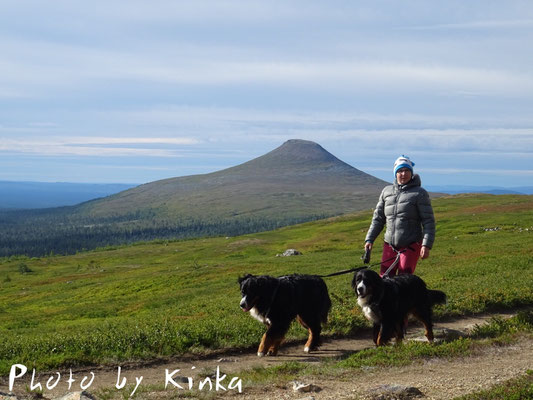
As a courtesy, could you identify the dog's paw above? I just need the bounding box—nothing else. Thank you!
[257,352,265,357]
[304,346,320,353]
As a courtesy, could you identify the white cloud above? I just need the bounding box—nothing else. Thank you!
[67,137,200,145]
[0,136,200,157]
[96,106,533,158]
[115,106,533,129]
[2,127,531,160]
[2,32,532,100]
[0,0,370,27]
[407,19,533,31]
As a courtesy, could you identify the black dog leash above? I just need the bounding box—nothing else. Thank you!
[317,265,368,278]
[317,247,411,278]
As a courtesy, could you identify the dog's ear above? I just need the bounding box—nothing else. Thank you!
[238,274,253,285]
[373,270,384,283]
[351,272,358,290]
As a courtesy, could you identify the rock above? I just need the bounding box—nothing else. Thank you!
[0,393,49,400]
[163,376,190,384]
[0,392,20,400]
[53,392,96,400]
[434,328,468,341]
[368,384,424,399]
[217,357,238,363]
[277,249,302,257]
[292,381,321,393]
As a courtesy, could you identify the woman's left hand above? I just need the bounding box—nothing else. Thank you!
[420,246,430,259]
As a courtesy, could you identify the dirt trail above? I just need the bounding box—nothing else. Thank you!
[1,311,531,399]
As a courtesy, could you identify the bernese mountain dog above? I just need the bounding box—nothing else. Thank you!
[238,273,331,357]
[352,268,446,346]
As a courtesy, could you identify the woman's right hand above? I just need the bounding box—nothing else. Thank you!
[364,242,373,251]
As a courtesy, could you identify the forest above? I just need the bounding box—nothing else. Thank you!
[0,208,330,257]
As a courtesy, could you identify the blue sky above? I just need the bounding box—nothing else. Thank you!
[1,1,532,187]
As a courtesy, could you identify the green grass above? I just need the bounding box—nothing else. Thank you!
[337,338,474,369]
[470,311,533,339]
[338,310,533,370]
[237,311,533,386]
[0,194,532,374]
[242,361,310,385]
[453,370,533,400]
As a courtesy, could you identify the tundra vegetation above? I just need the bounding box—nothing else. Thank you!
[0,140,386,258]
[0,194,532,381]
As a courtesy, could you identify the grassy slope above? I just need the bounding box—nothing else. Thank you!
[0,194,532,373]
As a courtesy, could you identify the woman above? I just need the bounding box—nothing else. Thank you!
[364,155,435,276]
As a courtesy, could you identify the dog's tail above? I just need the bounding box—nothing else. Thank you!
[429,290,447,306]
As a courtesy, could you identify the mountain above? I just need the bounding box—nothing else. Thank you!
[0,181,135,209]
[0,139,389,257]
[77,139,387,220]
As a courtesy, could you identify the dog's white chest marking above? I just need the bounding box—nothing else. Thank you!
[250,307,271,325]
[361,305,380,323]
[357,295,381,323]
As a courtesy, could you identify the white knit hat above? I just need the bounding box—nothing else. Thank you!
[393,155,415,175]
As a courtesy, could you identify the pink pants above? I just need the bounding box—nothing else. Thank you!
[380,242,422,277]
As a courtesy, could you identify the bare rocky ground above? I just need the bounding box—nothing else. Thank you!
[1,311,532,400]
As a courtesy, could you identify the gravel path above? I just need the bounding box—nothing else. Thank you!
[1,311,531,399]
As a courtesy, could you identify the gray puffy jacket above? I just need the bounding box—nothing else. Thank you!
[365,174,435,249]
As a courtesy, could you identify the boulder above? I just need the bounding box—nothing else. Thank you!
[53,392,96,400]
[292,381,321,393]
[368,384,424,399]
[277,249,302,257]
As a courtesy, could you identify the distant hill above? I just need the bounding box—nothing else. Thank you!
[0,181,135,209]
[0,139,389,257]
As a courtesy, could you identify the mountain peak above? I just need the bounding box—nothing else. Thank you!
[229,139,349,174]
[280,139,324,148]
[270,139,338,163]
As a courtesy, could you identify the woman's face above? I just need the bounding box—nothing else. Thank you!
[396,168,412,185]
